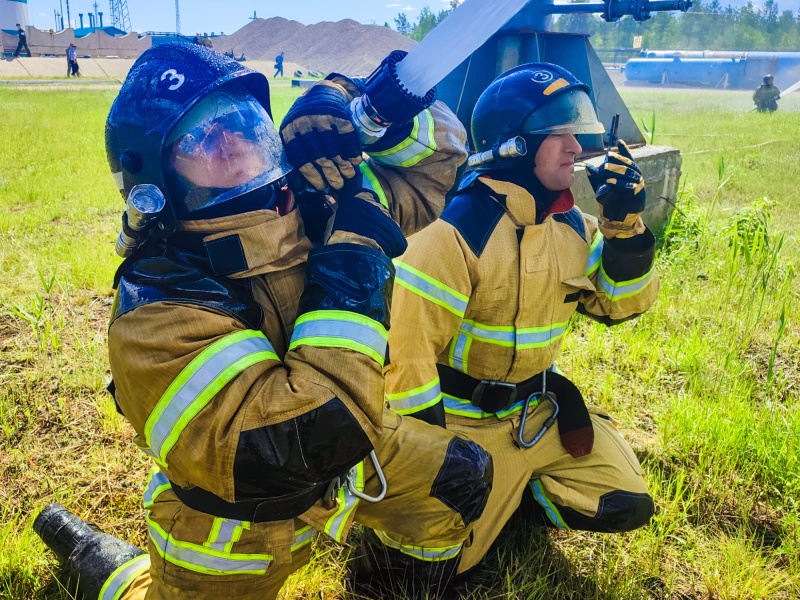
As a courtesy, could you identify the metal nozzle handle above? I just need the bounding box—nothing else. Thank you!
[467,136,527,169]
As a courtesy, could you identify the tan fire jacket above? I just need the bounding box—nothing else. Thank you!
[385,176,659,420]
[109,99,467,536]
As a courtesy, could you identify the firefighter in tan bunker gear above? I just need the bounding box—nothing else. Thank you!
[33,43,493,600]
[385,63,659,574]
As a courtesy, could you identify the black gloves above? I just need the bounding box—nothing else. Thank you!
[331,176,407,259]
[280,80,363,192]
[586,140,647,238]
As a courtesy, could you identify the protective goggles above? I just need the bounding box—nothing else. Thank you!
[522,88,605,136]
[163,81,291,217]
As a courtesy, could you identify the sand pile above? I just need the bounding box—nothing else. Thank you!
[213,17,416,76]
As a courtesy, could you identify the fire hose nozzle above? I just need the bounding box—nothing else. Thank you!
[349,50,437,143]
[115,184,166,258]
[467,136,527,169]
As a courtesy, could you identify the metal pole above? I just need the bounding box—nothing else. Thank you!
[65,0,71,29]
[175,0,182,35]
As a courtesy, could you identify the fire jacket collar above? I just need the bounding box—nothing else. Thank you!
[176,208,313,279]
[478,177,575,227]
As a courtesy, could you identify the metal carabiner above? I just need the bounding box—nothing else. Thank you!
[517,370,560,448]
[346,450,387,503]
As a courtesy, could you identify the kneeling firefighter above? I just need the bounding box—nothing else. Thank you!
[34,43,492,600]
[384,63,659,574]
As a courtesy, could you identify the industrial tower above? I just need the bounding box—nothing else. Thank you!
[175,0,181,35]
[109,0,131,33]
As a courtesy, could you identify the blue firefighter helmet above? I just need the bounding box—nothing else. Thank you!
[106,43,291,227]
[470,62,604,167]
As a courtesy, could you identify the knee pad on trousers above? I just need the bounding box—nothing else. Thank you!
[560,491,655,533]
[430,437,493,527]
[350,528,461,599]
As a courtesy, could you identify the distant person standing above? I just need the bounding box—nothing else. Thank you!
[67,44,81,77]
[192,33,201,45]
[13,24,31,58]
[274,51,285,77]
[201,33,213,48]
[753,75,780,113]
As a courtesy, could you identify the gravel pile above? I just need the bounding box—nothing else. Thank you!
[213,17,416,76]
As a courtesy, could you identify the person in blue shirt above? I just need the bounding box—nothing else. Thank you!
[274,51,284,78]
[13,24,31,58]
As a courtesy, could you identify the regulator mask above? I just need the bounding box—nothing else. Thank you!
[162,81,292,220]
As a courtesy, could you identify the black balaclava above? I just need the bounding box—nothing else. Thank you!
[488,133,557,224]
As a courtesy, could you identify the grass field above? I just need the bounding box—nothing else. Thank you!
[0,83,798,600]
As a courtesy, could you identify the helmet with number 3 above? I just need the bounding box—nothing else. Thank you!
[106,42,291,226]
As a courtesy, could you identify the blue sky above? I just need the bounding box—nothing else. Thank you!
[27,0,455,33]
[27,0,800,35]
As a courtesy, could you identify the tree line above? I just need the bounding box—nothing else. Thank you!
[396,0,800,51]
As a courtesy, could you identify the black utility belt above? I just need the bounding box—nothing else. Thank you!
[437,363,596,458]
[437,363,546,414]
[170,480,328,523]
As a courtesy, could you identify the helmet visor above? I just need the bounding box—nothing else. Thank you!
[521,88,605,136]
[163,81,291,217]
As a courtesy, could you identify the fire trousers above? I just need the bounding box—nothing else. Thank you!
[103,411,490,600]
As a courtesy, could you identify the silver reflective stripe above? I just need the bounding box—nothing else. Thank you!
[394,261,468,317]
[291,317,387,360]
[529,478,568,529]
[292,526,315,551]
[442,393,526,419]
[99,554,150,600]
[386,379,442,413]
[374,530,462,562]
[461,320,515,345]
[369,110,435,167]
[149,522,271,575]
[143,469,171,508]
[586,233,604,276]
[598,266,655,300]
[450,333,469,373]
[147,333,277,463]
[207,519,243,552]
[516,323,568,347]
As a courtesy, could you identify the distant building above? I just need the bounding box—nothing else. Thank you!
[0,0,30,35]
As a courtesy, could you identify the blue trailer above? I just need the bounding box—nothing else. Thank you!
[625,50,800,89]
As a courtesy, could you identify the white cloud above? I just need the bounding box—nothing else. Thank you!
[403,4,415,9]
[38,12,48,17]
[386,3,402,6]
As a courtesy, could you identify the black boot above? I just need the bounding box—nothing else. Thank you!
[33,503,145,600]
[349,528,461,599]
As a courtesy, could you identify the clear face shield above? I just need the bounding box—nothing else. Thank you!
[163,81,291,218]
[521,88,605,137]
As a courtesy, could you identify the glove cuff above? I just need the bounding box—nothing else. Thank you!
[599,207,646,239]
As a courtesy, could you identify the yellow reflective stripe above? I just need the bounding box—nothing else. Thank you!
[144,330,279,467]
[142,468,171,508]
[442,392,531,419]
[586,231,604,276]
[394,260,469,317]
[147,515,272,576]
[323,462,364,542]
[373,530,462,562]
[448,332,471,374]
[386,377,442,414]
[289,310,389,367]
[367,110,437,168]
[460,319,515,347]
[529,478,569,529]
[98,554,150,600]
[515,322,568,349]
[359,162,389,209]
[205,518,248,553]
[598,263,656,300]
[292,525,315,551]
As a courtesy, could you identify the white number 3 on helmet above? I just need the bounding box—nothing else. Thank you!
[160,69,185,91]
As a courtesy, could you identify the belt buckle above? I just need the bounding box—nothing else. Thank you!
[471,380,518,411]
